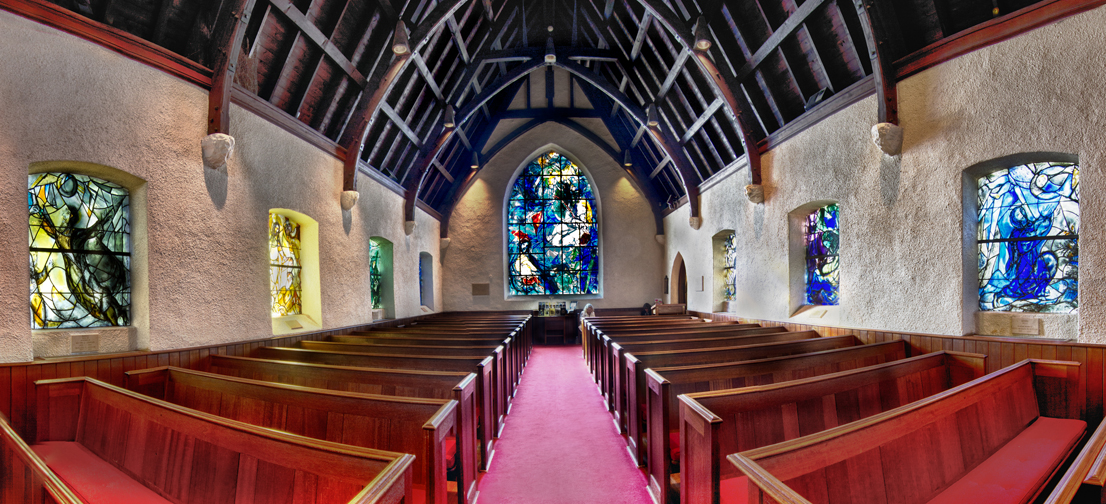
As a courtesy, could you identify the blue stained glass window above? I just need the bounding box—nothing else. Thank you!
[805,204,839,306]
[978,162,1078,312]
[722,232,738,302]
[29,173,131,328]
[508,151,598,295]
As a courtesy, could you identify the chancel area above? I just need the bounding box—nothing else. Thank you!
[2,0,1106,502]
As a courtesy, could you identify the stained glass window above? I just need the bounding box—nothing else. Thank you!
[508,151,599,295]
[722,232,738,302]
[978,162,1078,313]
[269,213,302,316]
[29,173,131,328]
[369,241,383,309]
[805,204,839,305]
[419,257,424,306]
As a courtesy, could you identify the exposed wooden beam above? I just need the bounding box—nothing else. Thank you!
[649,155,672,178]
[854,0,898,124]
[403,127,454,222]
[680,98,723,144]
[732,0,830,84]
[433,159,455,182]
[408,0,469,55]
[207,0,256,134]
[693,52,763,184]
[411,52,444,100]
[380,102,422,146]
[445,14,470,64]
[630,11,652,61]
[655,49,689,99]
[268,0,366,85]
[498,108,603,119]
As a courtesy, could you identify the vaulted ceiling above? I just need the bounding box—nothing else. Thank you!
[7,0,1099,234]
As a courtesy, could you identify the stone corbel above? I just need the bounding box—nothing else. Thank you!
[340,190,359,210]
[201,133,235,171]
[404,220,417,236]
[745,184,764,204]
[871,122,903,156]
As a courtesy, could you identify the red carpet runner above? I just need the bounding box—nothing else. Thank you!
[476,345,653,504]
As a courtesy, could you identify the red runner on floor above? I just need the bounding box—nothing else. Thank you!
[477,345,653,504]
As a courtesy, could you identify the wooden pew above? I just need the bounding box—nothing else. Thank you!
[126,366,459,504]
[621,335,858,469]
[34,377,415,504]
[205,354,480,502]
[1048,417,1106,503]
[584,318,743,371]
[606,329,814,422]
[607,330,819,435]
[677,350,986,504]
[730,359,1085,504]
[635,339,906,503]
[255,346,505,470]
[0,413,82,504]
[594,326,781,399]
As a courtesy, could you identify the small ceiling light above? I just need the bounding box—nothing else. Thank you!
[392,21,410,55]
[693,16,712,51]
[544,37,556,63]
[646,104,659,128]
[623,150,633,167]
[471,152,480,170]
[443,105,455,129]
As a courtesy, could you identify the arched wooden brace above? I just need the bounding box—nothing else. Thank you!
[436,115,666,239]
[403,127,455,223]
[338,0,470,192]
[451,51,701,221]
[639,0,765,188]
[206,0,257,135]
[855,0,899,124]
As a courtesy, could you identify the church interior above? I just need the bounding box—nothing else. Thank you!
[2,0,1106,502]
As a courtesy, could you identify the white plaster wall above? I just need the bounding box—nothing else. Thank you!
[0,11,439,361]
[666,6,1106,342]
[443,122,664,311]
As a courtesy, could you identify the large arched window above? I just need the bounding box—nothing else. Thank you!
[507,151,598,295]
[29,173,131,328]
[977,162,1078,312]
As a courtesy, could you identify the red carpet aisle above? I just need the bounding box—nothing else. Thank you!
[476,345,653,504]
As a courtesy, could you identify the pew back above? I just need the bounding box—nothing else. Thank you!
[732,359,1084,504]
[126,366,457,504]
[35,377,415,504]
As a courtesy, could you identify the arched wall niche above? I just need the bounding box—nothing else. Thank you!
[961,152,1080,339]
[442,121,663,311]
[28,160,149,358]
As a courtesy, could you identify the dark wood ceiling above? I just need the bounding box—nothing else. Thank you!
[9,0,1101,230]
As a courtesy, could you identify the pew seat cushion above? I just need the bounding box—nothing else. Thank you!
[32,441,172,504]
[670,431,680,460]
[928,416,1085,504]
[445,435,457,467]
[719,475,748,504]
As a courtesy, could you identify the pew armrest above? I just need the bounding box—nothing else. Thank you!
[728,453,811,504]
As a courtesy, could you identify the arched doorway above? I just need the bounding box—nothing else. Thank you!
[671,253,687,305]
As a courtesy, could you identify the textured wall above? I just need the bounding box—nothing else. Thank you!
[666,6,1106,342]
[443,122,664,311]
[0,11,438,362]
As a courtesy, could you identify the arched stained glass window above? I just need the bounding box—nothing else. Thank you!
[722,232,738,302]
[370,241,383,309]
[29,173,131,328]
[269,212,302,316]
[508,151,598,295]
[978,162,1078,312]
[805,203,839,306]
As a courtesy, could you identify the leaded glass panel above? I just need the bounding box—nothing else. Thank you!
[269,213,302,316]
[978,162,1078,312]
[722,232,738,302]
[805,204,839,306]
[507,151,599,295]
[29,173,131,329]
[370,242,383,309]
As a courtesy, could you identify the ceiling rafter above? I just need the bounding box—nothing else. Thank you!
[337,0,467,191]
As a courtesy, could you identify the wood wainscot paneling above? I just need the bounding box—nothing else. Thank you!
[0,314,434,442]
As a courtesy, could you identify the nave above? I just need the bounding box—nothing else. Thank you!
[477,344,652,504]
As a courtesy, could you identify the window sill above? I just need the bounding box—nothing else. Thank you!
[32,326,138,358]
[788,304,842,325]
[271,314,320,336]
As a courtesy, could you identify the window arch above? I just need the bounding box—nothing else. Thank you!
[976,162,1078,312]
[507,150,599,296]
[29,172,131,328]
